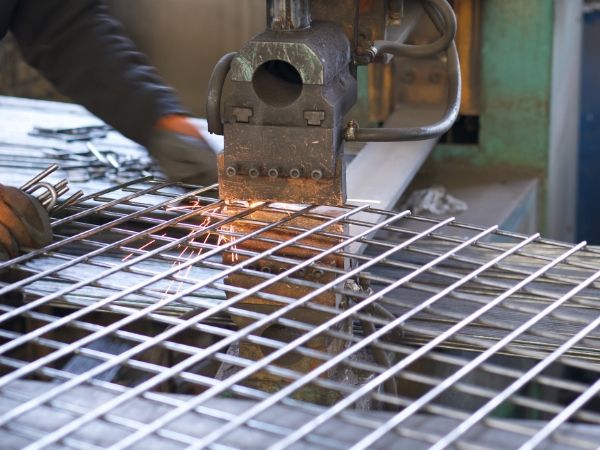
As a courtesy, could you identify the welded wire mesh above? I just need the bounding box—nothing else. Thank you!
[1,176,600,450]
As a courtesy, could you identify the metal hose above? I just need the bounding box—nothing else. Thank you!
[373,0,456,59]
[346,0,460,143]
[206,52,237,136]
[346,42,461,142]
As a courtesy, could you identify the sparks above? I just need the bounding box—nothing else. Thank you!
[122,237,158,261]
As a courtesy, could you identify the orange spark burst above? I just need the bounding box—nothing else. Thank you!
[122,238,156,261]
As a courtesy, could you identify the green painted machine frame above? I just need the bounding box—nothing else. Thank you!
[434,0,554,172]
[437,0,581,242]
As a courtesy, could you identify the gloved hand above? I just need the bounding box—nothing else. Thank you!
[0,185,52,261]
[147,115,218,185]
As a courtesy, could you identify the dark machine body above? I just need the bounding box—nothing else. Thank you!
[208,0,460,206]
[222,20,356,205]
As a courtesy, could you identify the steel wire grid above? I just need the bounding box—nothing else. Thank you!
[1,177,600,450]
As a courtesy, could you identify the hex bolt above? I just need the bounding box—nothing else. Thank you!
[297,268,306,277]
[313,269,325,279]
[268,168,279,178]
[262,266,272,274]
[248,167,260,178]
[289,168,301,179]
[225,166,237,177]
[311,169,323,180]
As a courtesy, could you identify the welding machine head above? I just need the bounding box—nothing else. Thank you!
[216,1,355,206]
[207,0,460,206]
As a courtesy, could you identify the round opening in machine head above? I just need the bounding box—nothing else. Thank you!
[252,60,303,107]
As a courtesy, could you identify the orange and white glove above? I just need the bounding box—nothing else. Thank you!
[147,115,218,185]
[0,185,52,261]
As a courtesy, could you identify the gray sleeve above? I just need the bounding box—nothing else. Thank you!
[10,0,187,147]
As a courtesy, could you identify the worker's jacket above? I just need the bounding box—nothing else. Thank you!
[1,0,185,147]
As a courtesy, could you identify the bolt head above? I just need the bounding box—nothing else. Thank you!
[268,168,279,178]
[225,166,237,177]
[311,169,323,180]
[313,269,325,279]
[289,168,301,179]
[248,168,260,178]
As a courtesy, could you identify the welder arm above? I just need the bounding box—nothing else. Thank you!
[9,0,186,148]
[10,0,219,184]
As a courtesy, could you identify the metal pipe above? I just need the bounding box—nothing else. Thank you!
[346,0,460,142]
[267,0,311,31]
[389,0,405,22]
[20,164,59,192]
[374,0,456,58]
[346,42,461,142]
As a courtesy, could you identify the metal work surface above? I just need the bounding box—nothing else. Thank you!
[1,176,600,449]
[0,95,222,193]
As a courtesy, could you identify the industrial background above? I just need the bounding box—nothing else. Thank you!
[1,1,600,449]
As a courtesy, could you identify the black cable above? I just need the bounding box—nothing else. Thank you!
[361,317,399,407]
[206,52,237,136]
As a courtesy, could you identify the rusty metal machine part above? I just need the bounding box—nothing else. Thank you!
[207,0,459,398]
[208,0,460,206]
[218,19,356,205]
[346,0,461,143]
[221,205,350,401]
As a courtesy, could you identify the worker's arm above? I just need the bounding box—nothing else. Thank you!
[9,0,217,184]
[10,0,182,148]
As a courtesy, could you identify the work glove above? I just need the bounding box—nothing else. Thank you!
[147,115,218,185]
[0,185,52,262]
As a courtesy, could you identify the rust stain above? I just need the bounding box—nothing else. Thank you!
[217,153,346,206]
[219,201,351,403]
